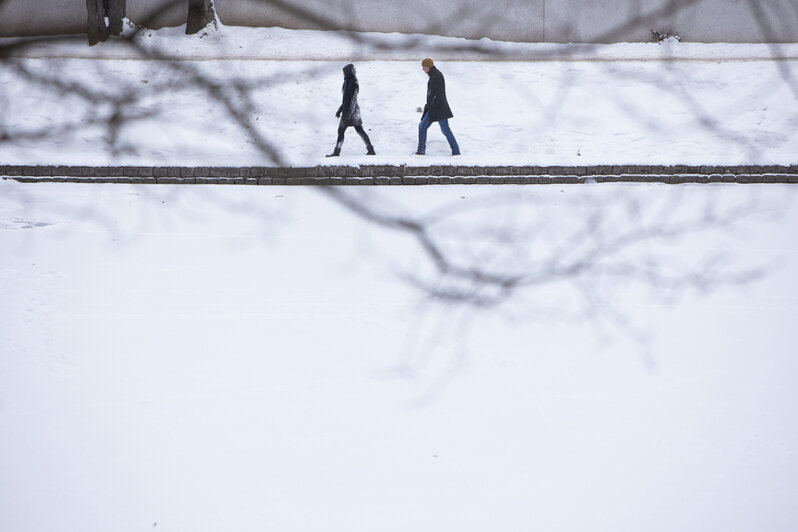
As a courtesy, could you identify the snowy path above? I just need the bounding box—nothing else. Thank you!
[1,37,797,167]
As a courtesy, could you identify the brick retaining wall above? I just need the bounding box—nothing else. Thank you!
[2,165,797,185]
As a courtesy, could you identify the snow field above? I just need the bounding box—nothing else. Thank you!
[1,181,797,531]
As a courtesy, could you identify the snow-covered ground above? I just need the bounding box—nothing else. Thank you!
[1,24,798,532]
[1,24,797,166]
[1,180,797,531]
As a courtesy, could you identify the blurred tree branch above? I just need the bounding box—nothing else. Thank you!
[0,0,791,378]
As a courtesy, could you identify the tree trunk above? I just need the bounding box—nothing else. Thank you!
[105,0,127,36]
[186,0,215,35]
[86,0,108,45]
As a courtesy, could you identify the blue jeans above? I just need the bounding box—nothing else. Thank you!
[418,114,460,155]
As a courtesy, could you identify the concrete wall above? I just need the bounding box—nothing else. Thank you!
[538,0,798,43]
[0,0,187,37]
[2,0,797,43]
[0,0,83,37]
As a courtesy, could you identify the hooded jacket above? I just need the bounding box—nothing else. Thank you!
[424,66,454,122]
[337,64,362,127]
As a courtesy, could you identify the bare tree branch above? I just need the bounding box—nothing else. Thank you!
[0,0,791,392]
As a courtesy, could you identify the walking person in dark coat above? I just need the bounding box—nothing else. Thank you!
[327,63,376,157]
[416,58,460,156]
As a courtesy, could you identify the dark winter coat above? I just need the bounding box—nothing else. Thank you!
[336,64,363,127]
[424,66,454,122]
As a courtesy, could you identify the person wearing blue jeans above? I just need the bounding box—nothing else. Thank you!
[416,58,460,156]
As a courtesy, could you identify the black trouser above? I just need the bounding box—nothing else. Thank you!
[334,123,372,153]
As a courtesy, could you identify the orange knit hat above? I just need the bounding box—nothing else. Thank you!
[421,58,434,68]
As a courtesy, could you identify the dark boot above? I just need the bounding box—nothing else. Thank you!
[366,145,376,155]
[326,149,340,157]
